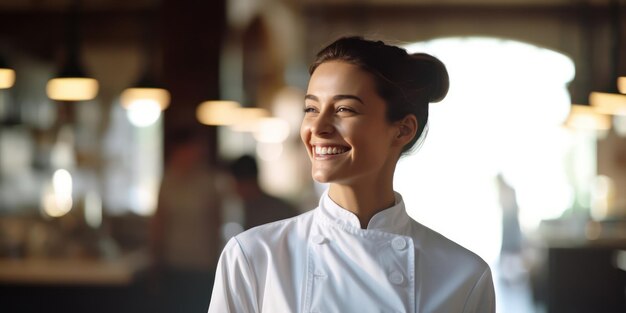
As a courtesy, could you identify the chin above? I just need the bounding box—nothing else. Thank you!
[312,174,331,183]
[312,170,335,183]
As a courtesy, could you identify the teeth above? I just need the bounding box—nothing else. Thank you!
[314,146,346,155]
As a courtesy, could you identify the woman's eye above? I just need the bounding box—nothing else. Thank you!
[303,107,317,113]
[337,107,355,113]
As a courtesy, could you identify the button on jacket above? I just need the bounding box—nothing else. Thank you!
[208,191,495,313]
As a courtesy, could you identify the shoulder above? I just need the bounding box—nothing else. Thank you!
[410,220,490,274]
[408,221,495,310]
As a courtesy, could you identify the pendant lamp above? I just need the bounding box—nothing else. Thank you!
[122,73,169,127]
[46,0,98,101]
[120,13,169,128]
[120,79,170,111]
[120,12,170,112]
[0,54,15,89]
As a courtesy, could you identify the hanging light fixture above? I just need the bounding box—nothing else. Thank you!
[0,54,15,89]
[120,73,170,127]
[46,0,98,101]
[120,13,170,111]
[120,84,170,111]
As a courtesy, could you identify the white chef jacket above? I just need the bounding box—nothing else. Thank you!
[208,191,495,313]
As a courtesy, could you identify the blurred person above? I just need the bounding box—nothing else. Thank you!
[209,36,495,312]
[151,130,220,313]
[229,154,298,230]
[496,172,525,283]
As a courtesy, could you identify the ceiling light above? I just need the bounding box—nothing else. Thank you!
[120,13,169,110]
[0,54,15,89]
[46,1,98,101]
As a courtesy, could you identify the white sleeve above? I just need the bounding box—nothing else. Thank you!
[463,267,496,313]
[208,237,258,313]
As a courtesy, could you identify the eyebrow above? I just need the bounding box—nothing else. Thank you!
[304,94,365,105]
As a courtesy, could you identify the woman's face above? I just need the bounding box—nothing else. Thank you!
[301,61,401,185]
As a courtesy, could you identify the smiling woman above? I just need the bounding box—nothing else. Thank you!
[208,36,495,313]
[302,61,397,192]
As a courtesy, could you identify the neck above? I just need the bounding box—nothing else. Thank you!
[328,179,396,229]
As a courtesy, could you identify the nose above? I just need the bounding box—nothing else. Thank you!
[309,112,335,137]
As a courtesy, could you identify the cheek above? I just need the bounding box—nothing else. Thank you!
[339,119,368,143]
[352,122,394,151]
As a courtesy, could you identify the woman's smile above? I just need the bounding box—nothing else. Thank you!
[312,145,351,159]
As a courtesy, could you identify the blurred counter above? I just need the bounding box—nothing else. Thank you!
[0,251,149,286]
[0,251,156,313]
[530,217,626,313]
[0,211,156,312]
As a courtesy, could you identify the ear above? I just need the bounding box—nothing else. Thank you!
[394,114,418,147]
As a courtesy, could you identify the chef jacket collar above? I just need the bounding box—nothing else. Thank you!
[319,189,411,235]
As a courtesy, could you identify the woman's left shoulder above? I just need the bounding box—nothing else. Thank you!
[409,220,489,269]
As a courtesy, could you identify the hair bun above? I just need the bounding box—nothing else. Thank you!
[410,53,449,103]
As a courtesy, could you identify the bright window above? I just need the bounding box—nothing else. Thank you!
[396,37,582,264]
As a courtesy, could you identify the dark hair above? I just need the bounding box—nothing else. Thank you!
[310,36,449,154]
[229,154,258,180]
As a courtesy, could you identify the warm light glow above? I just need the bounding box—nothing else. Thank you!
[619,77,626,94]
[196,100,241,126]
[42,169,73,218]
[120,87,171,110]
[52,169,73,213]
[126,100,162,127]
[565,104,611,131]
[590,91,626,115]
[0,68,15,89]
[230,107,270,132]
[253,117,290,143]
[46,77,99,101]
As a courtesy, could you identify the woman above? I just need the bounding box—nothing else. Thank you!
[208,36,495,313]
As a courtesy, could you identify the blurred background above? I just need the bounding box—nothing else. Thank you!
[0,0,625,312]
